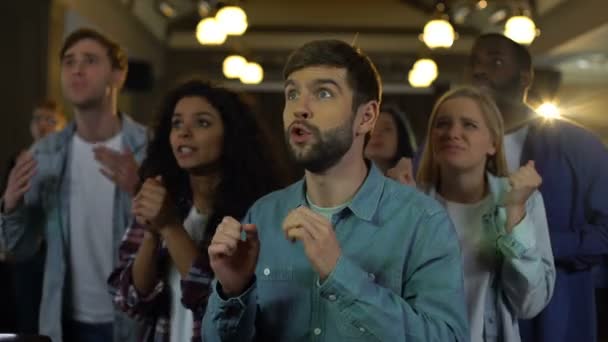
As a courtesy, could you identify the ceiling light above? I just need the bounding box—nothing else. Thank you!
[196,18,226,45]
[216,6,248,36]
[505,15,538,45]
[223,55,247,79]
[240,62,263,84]
[422,19,455,49]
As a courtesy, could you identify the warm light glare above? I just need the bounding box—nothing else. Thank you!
[413,59,438,81]
[476,0,488,9]
[223,55,247,79]
[408,69,433,88]
[196,18,227,45]
[216,6,248,36]
[240,62,264,84]
[505,15,537,45]
[537,102,560,118]
[422,19,455,49]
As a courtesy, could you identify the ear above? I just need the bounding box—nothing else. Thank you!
[355,100,380,137]
[111,68,127,90]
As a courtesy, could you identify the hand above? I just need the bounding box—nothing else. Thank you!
[282,206,341,281]
[504,161,542,232]
[2,151,37,214]
[386,157,416,187]
[132,176,179,232]
[94,145,140,196]
[208,217,259,297]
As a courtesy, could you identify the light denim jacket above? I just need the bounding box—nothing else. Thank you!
[427,173,555,342]
[203,164,469,342]
[0,115,147,342]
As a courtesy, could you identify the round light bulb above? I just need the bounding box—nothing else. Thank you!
[413,58,438,81]
[196,18,226,45]
[408,68,433,88]
[505,15,537,45]
[240,62,263,84]
[422,19,455,49]
[216,6,248,36]
[223,55,247,79]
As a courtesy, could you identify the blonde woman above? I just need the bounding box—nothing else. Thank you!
[397,86,555,342]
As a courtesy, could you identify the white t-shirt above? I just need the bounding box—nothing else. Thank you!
[503,125,529,173]
[69,132,123,323]
[169,206,207,342]
[441,194,495,342]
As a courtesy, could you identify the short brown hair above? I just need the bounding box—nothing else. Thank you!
[60,28,128,71]
[283,39,382,112]
[34,98,62,113]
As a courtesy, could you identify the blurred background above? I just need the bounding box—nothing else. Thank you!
[0,0,606,171]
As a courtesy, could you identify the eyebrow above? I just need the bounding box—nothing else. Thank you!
[284,78,343,92]
[172,111,216,118]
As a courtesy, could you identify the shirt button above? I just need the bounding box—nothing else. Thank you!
[328,294,337,301]
[368,273,375,281]
[263,268,270,276]
[359,327,366,333]
[313,328,322,335]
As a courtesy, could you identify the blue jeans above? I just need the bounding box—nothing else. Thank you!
[63,320,113,342]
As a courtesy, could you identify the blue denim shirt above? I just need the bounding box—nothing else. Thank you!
[0,115,147,342]
[203,164,469,342]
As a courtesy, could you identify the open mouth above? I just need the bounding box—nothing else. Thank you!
[289,123,312,143]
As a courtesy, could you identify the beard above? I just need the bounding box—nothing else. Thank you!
[473,73,521,106]
[285,119,354,173]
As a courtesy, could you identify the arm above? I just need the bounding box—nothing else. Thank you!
[498,191,556,318]
[107,221,168,320]
[202,211,259,342]
[318,210,469,342]
[549,128,608,269]
[160,224,213,311]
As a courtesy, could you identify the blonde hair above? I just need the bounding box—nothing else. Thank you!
[416,86,508,190]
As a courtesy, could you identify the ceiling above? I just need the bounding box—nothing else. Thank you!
[78,0,606,140]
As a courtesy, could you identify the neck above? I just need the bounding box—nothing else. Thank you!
[74,96,121,142]
[305,145,368,208]
[497,100,534,133]
[438,165,487,204]
[371,158,392,175]
[190,172,220,214]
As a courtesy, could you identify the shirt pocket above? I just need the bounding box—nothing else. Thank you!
[256,265,299,324]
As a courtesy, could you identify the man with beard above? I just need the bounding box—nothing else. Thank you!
[0,28,145,342]
[469,33,608,342]
[201,39,469,342]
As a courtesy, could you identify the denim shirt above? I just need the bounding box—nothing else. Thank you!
[0,115,147,342]
[203,164,469,342]
[428,173,555,342]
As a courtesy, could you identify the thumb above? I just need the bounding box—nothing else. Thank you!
[155,175,163,183]
[242,224,259,243]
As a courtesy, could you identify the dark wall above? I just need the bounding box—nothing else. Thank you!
[0,1,52,172]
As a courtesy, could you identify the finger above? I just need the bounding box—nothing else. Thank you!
[14,182,31,197]
[397,157,413,172]
[140,182,166,197]
[215,223,242,241]
[99,167,119,184]
[15,151,35,167]
[296,207,330,228]
[208,243,234,258]
[14,165,37,185]
[286,226,314,244]
[13,157,37,179]
[211,234,239,251]
[242,224,258,243]
[94,147,122,170]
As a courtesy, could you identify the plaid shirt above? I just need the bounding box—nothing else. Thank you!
[108,217,213,342]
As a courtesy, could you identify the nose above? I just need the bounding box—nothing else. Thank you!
[291,95,312,120]
[446,123,462,139]
[177,125,193,138]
